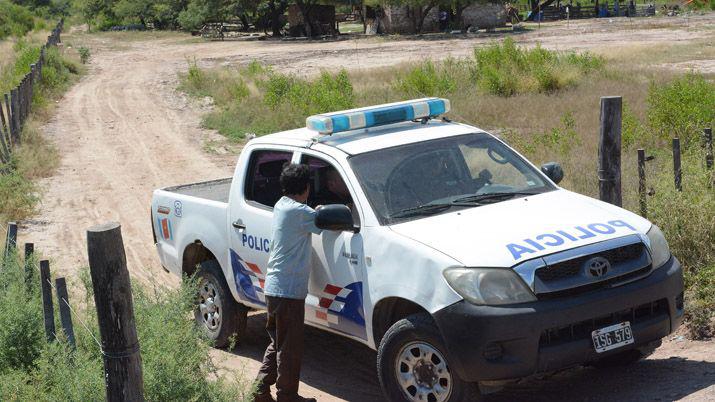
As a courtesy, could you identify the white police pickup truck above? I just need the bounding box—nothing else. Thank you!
[152,98,684,402]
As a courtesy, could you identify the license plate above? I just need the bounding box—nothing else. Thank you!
[591,322,634,353]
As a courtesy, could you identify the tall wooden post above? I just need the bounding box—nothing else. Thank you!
[24,243,34,288]
[705,128,713,170]
[4,222,17,259]
[598,96,623,206]
[87,222,145,402]
[673,138,682,191]
[637,149,646,217]
[55,277,76,348]
[10,89,20,143]
[40,260,56,342]
[3,94,12,148]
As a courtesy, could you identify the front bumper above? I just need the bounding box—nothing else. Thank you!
[433,256,684,381]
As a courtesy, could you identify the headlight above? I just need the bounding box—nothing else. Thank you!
[646,224,671,269]
[443,267,537,306]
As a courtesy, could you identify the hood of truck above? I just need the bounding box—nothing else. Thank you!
[389,189,652,267]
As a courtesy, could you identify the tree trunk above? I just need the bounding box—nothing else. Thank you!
[296,0,320,37]
[416,2,437,34]
[269,0,283,37]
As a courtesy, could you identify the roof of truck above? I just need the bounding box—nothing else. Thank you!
[248,119,485,156]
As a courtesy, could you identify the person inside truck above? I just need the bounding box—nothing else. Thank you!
[253,163,320,402]
[316,168,353,208]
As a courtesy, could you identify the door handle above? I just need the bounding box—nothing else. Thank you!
[232,220,246,230]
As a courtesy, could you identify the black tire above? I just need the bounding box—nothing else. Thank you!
[194,260,248,348]
[591,339,661,369]
[377,313,482,402]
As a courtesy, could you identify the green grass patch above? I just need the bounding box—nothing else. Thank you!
[0,1,34,40]
[179,60,354,139]
[0,252,249,400]
[472,38,604,96]
[646,73,715,146]
[0,43,82,223]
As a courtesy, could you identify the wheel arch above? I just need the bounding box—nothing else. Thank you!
[182,240,218,278]
[372,296,432,347]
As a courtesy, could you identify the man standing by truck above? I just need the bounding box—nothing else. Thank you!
[253,163,320,402]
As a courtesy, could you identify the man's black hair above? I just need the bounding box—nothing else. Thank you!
[280,163,311,196]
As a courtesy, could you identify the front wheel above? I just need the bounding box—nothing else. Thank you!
[377,313,481,402]
[194,260,248,348]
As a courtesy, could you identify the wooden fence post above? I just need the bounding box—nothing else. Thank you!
[3,222,17,259]
[705,128,713,170]
[598,96,623,206]
[40,260,56,342]
[0,97,8,136]
[3,94,12,148]
[10,89,20,143]
[673,137,682,191]
[0,123,10,163]
[24,243,34,288]
[87,222,145,402]
[637,149,646,217]
[55,277,76,348]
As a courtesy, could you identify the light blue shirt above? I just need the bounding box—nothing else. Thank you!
[264,196,322,299]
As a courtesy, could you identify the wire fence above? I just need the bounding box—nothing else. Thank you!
[1,221,145,399]
[0,19,63,166]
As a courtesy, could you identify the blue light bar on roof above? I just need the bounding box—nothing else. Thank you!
[306,98,451,135]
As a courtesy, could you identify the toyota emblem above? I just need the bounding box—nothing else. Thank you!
[585,256,610,278]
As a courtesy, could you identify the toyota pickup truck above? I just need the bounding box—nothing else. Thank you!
[152,98,684,402]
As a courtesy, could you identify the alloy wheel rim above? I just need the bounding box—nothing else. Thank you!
[395,341,452,402]
[198,280,222,332]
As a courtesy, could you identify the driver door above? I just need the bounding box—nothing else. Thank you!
[300,153,369,342]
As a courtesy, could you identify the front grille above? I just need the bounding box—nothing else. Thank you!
[538,265,652,299]
[537,243,644,282]
[539,299,668,348]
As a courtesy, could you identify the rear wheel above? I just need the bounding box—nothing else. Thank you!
[194,260,248,348]
[377,313,481,402]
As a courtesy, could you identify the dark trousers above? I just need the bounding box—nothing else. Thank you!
[255,296,306,401]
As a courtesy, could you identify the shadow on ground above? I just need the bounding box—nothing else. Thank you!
[229,313,714,401]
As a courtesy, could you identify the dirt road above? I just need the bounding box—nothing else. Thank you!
[19,14,715,401]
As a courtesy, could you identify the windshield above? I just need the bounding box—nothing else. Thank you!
[349,133,555,224]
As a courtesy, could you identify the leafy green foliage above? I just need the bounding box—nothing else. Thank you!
[263,70,354,116]
[646,73,715,146]
[394,60,458,97]
[78,46,90,64]
[0,1,35,40]
[472,38,604,96]
[0,252,44,375]
[0,253,247,401]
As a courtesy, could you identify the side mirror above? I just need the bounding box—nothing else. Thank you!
[315,204,358,232]
[541,162,564,184]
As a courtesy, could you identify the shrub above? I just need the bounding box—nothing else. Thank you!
[78,46,90,64]
[0,252,44,375]
[263,70,354,117]
[646,73,715,146]
[0,1,34,40]
[472,38,603,96]
[394,60,457,97]
[0,252,247,400]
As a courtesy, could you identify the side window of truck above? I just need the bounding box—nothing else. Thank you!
[300,155,359,220]
[244,150,293,208]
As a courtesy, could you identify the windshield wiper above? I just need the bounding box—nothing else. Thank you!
[389,203,454,219]
[452,191,540,205]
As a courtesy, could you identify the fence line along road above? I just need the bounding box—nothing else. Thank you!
[0,19,63,166]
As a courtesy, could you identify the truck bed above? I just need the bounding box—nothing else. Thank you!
[163,177,232,203]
